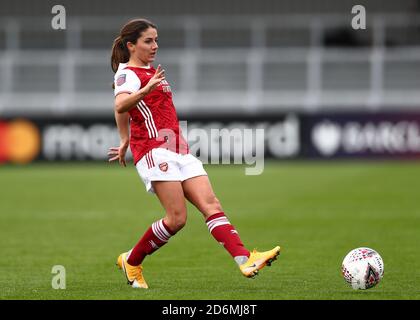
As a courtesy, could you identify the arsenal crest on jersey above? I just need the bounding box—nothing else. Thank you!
[116,74,126,86]
[159,162,168,172]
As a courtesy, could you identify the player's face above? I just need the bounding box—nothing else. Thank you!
[133,27,159,64]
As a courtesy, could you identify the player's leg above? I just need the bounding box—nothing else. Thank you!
[117,149,187,288]
[182,175,280,278]
[117,180,186,288]
[181,175,221,220]
[153,180,188,233]
[126,181,186,266]
[181,175,250,264]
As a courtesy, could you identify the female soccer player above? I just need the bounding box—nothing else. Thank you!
[109,18,280,288]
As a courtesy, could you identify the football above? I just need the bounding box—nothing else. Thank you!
[341,247,384,290]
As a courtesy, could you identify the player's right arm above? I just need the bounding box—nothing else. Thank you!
[108,110,130,167]
[114,65,165,114]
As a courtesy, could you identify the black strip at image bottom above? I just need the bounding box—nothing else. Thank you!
[0,300,415,318]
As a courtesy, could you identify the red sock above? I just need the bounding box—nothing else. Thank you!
[206,212,250,258]
[127,218,175,266]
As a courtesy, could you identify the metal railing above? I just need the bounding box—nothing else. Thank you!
[1,14,420,116]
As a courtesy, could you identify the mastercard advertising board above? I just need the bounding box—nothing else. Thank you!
[0,119,41,164]
[1,112,420,164]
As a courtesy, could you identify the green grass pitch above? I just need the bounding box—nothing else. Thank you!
[1,161,419,300]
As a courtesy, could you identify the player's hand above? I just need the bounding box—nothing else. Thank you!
[144,64,165,94]
[108,142,129,167]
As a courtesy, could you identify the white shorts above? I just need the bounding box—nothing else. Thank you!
[135,148,208,193]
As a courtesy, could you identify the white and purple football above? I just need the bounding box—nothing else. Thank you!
[341,247,384,290]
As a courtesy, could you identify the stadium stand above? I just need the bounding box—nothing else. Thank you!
[0,0,419,116]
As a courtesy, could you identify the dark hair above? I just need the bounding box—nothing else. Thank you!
[111,18,157,73]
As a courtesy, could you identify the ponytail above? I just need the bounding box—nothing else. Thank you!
[111,36,129,73]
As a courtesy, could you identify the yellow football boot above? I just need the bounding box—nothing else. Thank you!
[239,246,281,278]
[116,252,148,289]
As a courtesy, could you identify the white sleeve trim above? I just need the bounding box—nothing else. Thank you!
[114,69,141,96]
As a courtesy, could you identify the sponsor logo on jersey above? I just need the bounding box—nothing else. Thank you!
[116,74,126,86]
[162,85,172,93]
[159,162,168,172]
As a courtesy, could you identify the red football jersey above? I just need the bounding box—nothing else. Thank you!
[114,64,189,165]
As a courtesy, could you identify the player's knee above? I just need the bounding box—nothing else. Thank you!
[212,197,223,212]
[202,196,223,215]
[171,216,187,233]
[165,210,187,232]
